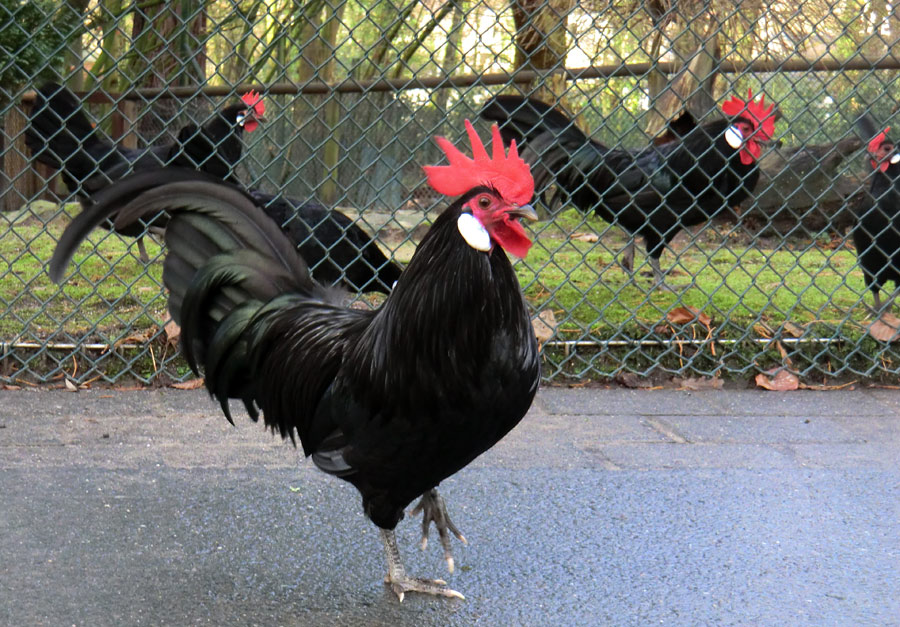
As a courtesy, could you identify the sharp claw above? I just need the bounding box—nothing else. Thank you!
[383,527,463,602]
[388,577,461,602]
[411,489,467,572]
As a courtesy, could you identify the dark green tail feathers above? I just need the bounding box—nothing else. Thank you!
[48,169,339,423]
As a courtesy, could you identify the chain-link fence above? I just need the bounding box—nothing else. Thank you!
[2,0,900,386]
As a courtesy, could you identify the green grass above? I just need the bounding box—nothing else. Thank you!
[0,211,168,340]
[514,208,872,337]
[509,208,891,379]
[0,205,889,382]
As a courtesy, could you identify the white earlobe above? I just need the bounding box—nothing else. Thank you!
[724,126,743,150]
[457,213,492,252]
[236,113,246,127]
[890,154,900,164]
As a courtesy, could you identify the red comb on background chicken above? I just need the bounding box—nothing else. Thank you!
[236,89,266,133]
[49,121,540,601]
[482,90,779,289]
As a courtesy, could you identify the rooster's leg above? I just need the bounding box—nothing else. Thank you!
[885,286,900,313]
[870,290,884,315]
[380,528,464,602]
[869,289,899,316]
[619,241,634,275]
[649,257,675,293]
[410,488,468,573]
[136,237,150,264]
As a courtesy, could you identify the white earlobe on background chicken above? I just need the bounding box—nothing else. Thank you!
[725,125,743,149]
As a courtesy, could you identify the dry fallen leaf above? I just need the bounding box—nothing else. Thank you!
[571,232,599,243]
[782,321,805,338]
[667,306,712,327]
[867,313,900,342]
[532,309,558,349]
[615,371,657,389]
[114,328,155,349]
[64,378,79,393]
[675,376,724,391]
[164,320,181,346]
[755,369,800,391]
[172,378,205,390]
[775,340,792,365]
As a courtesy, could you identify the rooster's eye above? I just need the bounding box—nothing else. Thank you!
[477,195,491,209]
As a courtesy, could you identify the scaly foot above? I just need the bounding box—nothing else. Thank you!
[410,489,467,573]
[379,528,464,602]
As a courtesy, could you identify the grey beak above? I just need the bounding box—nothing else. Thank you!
[510,204,538,221]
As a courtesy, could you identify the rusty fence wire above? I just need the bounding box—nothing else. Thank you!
[2,0,900,386]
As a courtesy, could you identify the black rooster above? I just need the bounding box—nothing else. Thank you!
[49,123,540,600]
[854,116,900,312]
[27,84,400,293]
[26,82,266,261]
[26,82,265,191]
[481,92,777,287]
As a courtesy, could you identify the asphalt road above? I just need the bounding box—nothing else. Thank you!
[1,387,898,626]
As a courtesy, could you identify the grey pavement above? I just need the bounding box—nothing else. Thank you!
[0,387,898,626]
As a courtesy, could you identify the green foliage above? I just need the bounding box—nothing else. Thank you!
[0,0,67,98]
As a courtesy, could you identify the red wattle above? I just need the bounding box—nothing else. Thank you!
[740,141,761,165]
[489,217,533,259]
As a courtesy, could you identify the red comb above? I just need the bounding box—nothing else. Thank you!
[721,89,776,140]
[240,90,265,116]
[424,121,534,206]
[869,127,891,155]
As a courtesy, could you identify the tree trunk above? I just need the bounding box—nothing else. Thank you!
[319,2,345,205]
[433,1,465,114]
[644,13,720,139]
[125,1,209,145]
[511,0,574,106]
[2,106,38,211]
[62,0,92,90]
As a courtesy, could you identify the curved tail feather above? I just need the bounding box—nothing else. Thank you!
[480,95,621,213]
[49,169,353,431]
[480,95,581,146]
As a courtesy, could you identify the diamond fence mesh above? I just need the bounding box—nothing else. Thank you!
[2,0,900,386]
